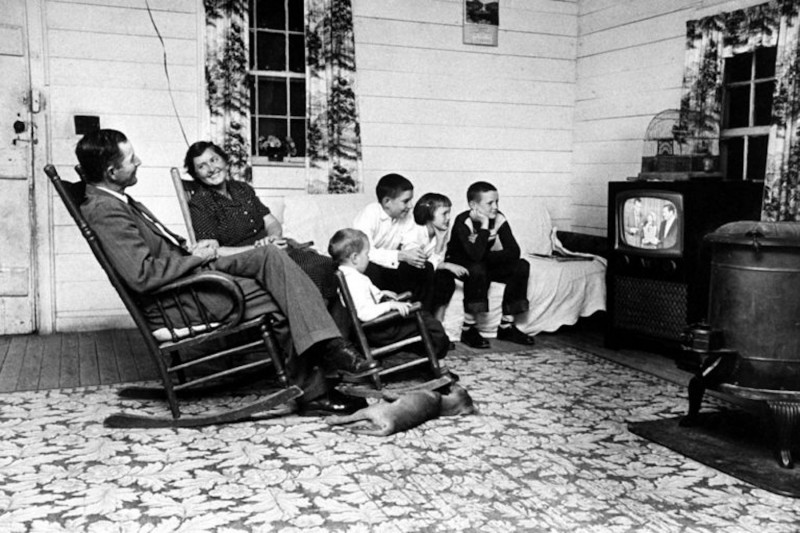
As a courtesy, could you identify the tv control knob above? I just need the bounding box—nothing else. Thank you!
[666,260,677,272]
[640,258,650,269]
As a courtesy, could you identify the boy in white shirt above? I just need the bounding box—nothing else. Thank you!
[352,173,435,310]
[329,228,449,360]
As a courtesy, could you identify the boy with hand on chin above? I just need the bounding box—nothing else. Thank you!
[352,173,435,310]
[445,181,535,349]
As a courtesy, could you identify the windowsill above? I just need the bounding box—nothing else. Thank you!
[252,156,305,167]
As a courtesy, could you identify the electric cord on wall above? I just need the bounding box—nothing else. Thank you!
[145,0,190,147]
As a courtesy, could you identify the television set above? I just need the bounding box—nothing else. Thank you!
[606,179,763,354]
[614,190,684,257]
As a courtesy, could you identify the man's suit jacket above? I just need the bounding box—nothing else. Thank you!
[81,185,241,326]
[658,217,679,249]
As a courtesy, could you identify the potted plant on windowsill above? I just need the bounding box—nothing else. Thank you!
[258,135,297,162]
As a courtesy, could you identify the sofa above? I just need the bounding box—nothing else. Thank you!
[276,193,606,340]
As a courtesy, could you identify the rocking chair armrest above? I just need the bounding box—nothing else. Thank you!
[362,301,422,329]
[151,271,246,326]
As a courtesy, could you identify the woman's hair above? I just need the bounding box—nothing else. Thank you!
[413,192,452,225]
[328,228,368,264]
[184,141,228,180]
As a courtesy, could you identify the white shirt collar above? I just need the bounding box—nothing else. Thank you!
[95,185,128,203]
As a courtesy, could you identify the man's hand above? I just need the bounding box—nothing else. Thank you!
[190,241,218,262]
[398,246,426,268]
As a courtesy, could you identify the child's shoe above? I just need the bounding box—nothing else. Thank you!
[497,325,536,346]
[460,325,490,349]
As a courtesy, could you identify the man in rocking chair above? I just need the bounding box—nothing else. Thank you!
[75,129,370,416]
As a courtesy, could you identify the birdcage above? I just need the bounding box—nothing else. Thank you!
[638,109,720,181]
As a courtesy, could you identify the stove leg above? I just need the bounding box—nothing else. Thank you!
[680,375,706,427]
[767,401,800,469]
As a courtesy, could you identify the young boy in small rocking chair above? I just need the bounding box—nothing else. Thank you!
[328,228,450,362]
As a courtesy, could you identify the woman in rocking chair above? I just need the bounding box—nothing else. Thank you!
[183,142,338,305]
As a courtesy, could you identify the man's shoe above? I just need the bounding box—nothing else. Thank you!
[298,390,368,417]
[322,338,380,380]
[460,326,490,349]
[497,325,536,346]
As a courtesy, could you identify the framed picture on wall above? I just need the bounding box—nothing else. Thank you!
[463,0,499,46]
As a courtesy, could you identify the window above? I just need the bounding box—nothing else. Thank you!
[720,47,776,181]
[248,0,306,162]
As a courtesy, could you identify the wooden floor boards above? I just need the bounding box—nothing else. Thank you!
[0,314,694,394]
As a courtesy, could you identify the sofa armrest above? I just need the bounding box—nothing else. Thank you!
[556,231,609,258]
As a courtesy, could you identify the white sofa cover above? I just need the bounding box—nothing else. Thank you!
[278,194,606,340]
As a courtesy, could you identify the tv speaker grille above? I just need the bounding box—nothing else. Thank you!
[613,276,688,341]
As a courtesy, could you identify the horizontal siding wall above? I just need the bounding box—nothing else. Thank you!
[354,0,578,225]
[46,0,201,331]
[47,0,580,332]
[572,0,770,236]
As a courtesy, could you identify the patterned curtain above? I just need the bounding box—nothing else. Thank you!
[204,0,251,182]
[306,0,363,194]
[680,1,800,221]
[764,1,800,220]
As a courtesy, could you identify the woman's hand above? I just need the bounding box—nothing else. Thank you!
[254,235,288,249]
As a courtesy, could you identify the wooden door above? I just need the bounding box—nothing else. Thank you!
[0,0,36,333]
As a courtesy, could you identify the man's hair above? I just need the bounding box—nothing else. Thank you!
[375,173,413,202]
[328,228,368,264]
[184,141,228,180]
[413,192,452,225]
[75,129,129,183]
[663,204,676,214]
[466,181,497,203]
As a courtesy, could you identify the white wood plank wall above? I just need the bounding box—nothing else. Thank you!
[572,0,770,236]
[354,0,579,226]
[46,0,201,330]
[43,0,768,330]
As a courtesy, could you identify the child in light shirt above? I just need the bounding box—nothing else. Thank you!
[352,173,435,310]
[329,228,449,360]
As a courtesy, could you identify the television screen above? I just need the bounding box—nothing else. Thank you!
[617,191,683,255]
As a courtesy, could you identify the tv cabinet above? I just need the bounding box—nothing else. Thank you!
[605,179,762,354]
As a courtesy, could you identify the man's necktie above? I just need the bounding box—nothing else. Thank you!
[127,196,184,248]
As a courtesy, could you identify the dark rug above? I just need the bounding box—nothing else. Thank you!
[629,409,800,498]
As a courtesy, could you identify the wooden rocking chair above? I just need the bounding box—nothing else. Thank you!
[333,270,452,396]
[45,164,303,428]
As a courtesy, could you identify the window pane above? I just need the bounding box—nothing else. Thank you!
[755,47,777,78]
[754,81,774,125]
[288,0,304,32]
[289,34,305,73]
[250,116,258,155]
[726,52,752,83]
[255,31,285,71]
[258,77,287,115]
[747,135,768,181]
[290,118,306,155]
[256,0,286,31]
[289,78,305,116]
[257,118,288,152]
[723,137,744,180]
[249,30,256,69]
[726,85,750,128]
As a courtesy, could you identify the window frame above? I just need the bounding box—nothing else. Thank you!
[248,0,306,167]
[719,47,775,181]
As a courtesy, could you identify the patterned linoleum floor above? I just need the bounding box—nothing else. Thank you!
[2,346,800,532]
